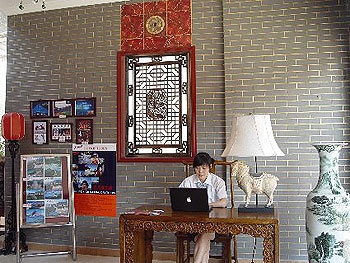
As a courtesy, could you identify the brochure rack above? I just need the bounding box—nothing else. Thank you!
[16,154,76,263]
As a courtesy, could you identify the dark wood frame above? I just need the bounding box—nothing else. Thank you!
[75,119,93,144]
[50,123,73,142]
[74,98,96,117]
[52,99,74,118]
[32,120,49,145]
[30,100,51,118]
[117,46,197,162]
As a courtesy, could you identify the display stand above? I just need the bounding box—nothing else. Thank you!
[16,154,76,263]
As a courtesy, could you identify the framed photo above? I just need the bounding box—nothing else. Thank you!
[52,99,74,118]
[75,119,93,144]
[74,98,96,117]
[32,120,49,145]
[50,123,73,142]
[30,100,51,118]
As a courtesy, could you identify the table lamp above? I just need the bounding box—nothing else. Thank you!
[221,114,284,213]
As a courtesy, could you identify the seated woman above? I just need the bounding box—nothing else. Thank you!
[179,152,228,263]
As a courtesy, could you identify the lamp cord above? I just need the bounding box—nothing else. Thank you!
[251,237,257,263]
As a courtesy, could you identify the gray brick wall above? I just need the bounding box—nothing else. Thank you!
[223,0,350,261]
[5,0,123,250]
[3,0,350,261]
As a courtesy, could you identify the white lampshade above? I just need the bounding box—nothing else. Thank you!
[221,115,284,157]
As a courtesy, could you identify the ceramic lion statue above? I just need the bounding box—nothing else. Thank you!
[231,161,279,207]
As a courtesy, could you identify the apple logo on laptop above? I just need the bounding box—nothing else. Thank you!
[186,197,192,203]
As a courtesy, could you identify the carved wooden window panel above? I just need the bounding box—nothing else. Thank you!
[117,47,196,162]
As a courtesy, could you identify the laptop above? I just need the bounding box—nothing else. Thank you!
[169,187,210,212]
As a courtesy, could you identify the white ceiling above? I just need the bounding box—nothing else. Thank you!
[0,0,127,16]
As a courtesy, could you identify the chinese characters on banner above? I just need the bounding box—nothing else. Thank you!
[72,144,117,217]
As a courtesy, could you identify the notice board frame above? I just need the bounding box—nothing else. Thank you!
[17,154,76,262]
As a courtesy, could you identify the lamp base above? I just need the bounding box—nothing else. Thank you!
[238,204,275,214]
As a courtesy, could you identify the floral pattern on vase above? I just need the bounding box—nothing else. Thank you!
[306,143,350,263]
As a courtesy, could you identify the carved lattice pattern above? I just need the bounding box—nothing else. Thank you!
[126,53,189,156]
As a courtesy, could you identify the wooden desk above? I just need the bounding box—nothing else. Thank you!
[119,205,279,263]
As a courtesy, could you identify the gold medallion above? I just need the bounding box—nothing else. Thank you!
[145,15,165,35]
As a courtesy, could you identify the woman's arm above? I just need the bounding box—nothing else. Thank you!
[209,197,228,208]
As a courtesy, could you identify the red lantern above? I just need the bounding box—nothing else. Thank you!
[1,112,25,141]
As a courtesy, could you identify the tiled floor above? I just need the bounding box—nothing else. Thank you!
[0,251,268,263]
[0,254,174,263]
[0,253,250,263]
[0,254,120,263]
[0,232,172,263]
[0,245,176,263]
[0,214,172,263]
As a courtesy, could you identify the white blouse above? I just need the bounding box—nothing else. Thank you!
[178,173,227,204]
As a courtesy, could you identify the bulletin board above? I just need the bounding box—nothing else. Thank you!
[19,154,74,227]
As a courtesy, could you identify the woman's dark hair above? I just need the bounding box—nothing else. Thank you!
[193,152,214,168]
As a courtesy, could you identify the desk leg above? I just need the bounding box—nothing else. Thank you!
[134,230,154,263]
[274,224,279,263]
[122,228,136,263]
[119,216,153,263]
[145,230,154,263]
[119,216,125,263]
[134,230,153,263]
[262,225,279,263]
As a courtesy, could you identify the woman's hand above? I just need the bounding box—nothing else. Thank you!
[209,198,228,208]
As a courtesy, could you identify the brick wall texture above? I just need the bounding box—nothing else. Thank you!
[3,0,350,261]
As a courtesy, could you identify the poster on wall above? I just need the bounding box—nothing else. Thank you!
[71,144,117,217]
[20,154,72,226]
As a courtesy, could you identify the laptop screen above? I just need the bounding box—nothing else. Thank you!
[169,187,210,212]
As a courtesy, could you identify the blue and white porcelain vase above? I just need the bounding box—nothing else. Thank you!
[306,143,350,263]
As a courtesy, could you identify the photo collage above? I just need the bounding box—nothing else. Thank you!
[24,156,69,225]
[71,152,106,194]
